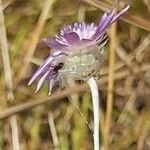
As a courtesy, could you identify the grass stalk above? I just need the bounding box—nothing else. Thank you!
[0,1,20,149]
[104,21,117,149]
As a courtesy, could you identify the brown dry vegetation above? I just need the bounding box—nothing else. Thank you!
[0,0,150,150]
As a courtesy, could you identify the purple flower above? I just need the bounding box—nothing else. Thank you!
[28,5,129,94]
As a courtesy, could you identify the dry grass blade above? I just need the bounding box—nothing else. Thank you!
[137,116,149,150]
[81,0,150,32]
[122,13,150,32]
[0,1,19,149]
[104,21,117,149]
[81,0,110,12]
[117,92,137,123]
[143,0,150,12]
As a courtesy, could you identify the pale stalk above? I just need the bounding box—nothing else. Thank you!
[0,1,20,150]
[87,77,100,150]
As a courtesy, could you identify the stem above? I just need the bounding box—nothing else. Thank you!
[48,112,60,150]
[0,1,20,150]
[87,77,100,150]
[104,21,117,150]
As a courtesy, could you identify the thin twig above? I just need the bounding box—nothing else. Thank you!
[104,21,117,149]
[48,112,60,150]
[0,1,20,150]
[87,77,100,150]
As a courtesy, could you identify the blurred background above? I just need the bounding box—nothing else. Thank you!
[0,0,150,149]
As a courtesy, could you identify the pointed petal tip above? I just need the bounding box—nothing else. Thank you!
[48,91,51,96]
[125,5,130,9]
[122,5,130,12]
[28,80,32,86]
[28,76,36,86]
[35,89,39,94]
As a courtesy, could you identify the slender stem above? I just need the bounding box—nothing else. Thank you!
[0,1,20,150]
[104,21,117,149]
[10,116,20,150]
[48,112,60,150]
[87,77,100,150]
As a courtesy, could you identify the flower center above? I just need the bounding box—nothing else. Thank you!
[58,46,104,86]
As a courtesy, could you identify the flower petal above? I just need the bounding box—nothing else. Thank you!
[91,5,129,42]
[64,32,80,45]
[43,38,67,50]
[35,70,50,93]
[91,12,115,41]
[28,56,54,86]
[28,51,64,86]
[98,13,108,28]
[111,5,130,24]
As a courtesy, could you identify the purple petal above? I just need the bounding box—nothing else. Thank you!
[91,5,129,42]
[63,32,80,45]
[111,5,130,24]
[98,13,108,28]
[43,38,67,50]
[28,56,54,86]
[91,12,115,41]
[28,51,64,86]
[35,71,50,93]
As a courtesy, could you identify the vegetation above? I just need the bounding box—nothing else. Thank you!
[0,0,150,149]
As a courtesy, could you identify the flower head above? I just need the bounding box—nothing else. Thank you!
[28,5,129,94]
